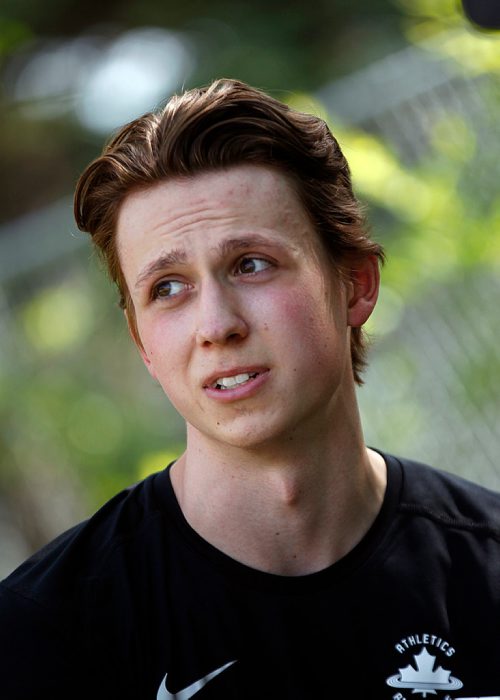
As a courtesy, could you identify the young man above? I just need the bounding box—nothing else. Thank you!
[1,79,499,699]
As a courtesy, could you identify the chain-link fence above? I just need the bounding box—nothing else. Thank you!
[318,30,500,488]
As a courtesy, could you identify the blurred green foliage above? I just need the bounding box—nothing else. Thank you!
[2,262,185,513]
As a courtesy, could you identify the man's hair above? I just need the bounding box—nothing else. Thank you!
[75,78,384,385]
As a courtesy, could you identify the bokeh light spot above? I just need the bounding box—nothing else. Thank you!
[22,283,92,353]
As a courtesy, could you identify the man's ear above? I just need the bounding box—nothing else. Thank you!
[124,309,158,381]
[346,255,380,328]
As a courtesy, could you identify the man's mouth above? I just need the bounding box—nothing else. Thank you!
[210,371,260,390]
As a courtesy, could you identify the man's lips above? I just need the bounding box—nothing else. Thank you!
[202,367,269,390]
[202,367,271,402]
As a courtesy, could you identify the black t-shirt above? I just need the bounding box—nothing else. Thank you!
[1,452,499,699]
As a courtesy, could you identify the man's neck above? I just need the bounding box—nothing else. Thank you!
[169,418,387,576]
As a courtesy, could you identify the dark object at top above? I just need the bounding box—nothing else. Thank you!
[461,0,500,29]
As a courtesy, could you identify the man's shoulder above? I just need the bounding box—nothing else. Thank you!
[0,469,174,700]
[388,451,500,538]
[0,468,170,606]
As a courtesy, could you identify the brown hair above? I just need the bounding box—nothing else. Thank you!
[74,78,384,385]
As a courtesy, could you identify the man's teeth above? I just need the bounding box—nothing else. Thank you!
[213,372,257,389]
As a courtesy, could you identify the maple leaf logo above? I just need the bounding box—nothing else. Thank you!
[400,648,452,686]
[386,647,463,697]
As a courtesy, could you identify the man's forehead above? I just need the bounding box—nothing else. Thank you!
[118,164,301,222]
[117,165,313,255]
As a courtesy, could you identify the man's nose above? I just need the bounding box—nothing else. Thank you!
[195,280,248,347]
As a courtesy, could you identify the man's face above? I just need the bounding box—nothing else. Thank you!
[117,165,362,450]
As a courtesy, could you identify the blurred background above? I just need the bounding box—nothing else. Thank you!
[1,0,500,577]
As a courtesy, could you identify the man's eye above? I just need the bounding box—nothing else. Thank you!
[236,257,272,275]
[152,280,186,299]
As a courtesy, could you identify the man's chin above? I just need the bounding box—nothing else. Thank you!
[189,418,288,452]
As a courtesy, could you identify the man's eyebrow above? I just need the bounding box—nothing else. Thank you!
[135,249,187,289]
[217,235,276,256]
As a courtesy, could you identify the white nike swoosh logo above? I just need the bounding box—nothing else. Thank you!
[157,660,236,700]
